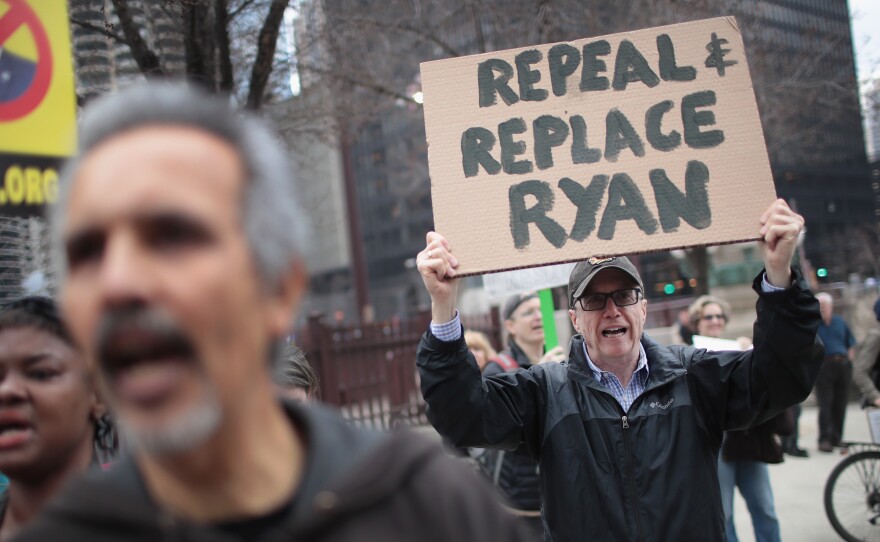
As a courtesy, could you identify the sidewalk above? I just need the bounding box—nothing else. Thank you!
[731,402,873,542]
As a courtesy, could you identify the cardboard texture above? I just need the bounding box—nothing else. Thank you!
[421,17,776,276]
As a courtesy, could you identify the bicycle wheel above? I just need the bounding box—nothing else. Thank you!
[825,450,880,542]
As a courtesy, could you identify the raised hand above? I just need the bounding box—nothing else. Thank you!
[759,199,804,288]
[416,232,460,323]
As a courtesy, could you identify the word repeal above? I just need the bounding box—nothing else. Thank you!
[478,34,697,107]
[463,91,723,177]
[509,160,711,249]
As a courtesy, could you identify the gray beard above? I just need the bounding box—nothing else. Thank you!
[120,389,223,456]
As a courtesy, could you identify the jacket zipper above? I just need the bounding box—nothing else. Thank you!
[621,415,645,541]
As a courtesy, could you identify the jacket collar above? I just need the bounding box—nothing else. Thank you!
[505,340,534,369]
[566,334,687,391]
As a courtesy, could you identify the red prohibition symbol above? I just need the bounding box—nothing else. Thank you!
[0,0,53,121]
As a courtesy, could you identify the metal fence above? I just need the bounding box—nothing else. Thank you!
[299,308,502,430]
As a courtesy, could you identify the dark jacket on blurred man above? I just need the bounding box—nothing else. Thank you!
[13,403,527,542]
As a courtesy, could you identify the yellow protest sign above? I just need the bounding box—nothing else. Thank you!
[0,0,76,216]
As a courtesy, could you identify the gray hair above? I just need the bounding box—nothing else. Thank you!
[273,344,319,398]
[52,81,306,289]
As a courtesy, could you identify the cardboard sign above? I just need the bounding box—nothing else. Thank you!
[421,17,775,276]
[0,0,77,217]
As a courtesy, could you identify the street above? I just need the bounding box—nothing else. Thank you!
[733,402,874,542]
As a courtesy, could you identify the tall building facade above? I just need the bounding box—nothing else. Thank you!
[740,0,872,279]
[866,80,880,162]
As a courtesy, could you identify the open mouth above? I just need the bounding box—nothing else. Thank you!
[601,327,627,338]
[100,329,194,377]
[0,418,34,449]
[98,312,196,406]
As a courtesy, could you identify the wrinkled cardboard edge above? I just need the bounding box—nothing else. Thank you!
[455,236,763,278]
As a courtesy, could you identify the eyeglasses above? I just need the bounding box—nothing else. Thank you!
[575,288,642,311]
[511,307,540,320]
[701,314,726,322]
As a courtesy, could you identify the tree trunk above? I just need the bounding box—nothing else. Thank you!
[110,0,165,77]
[182,3,216,92]
[215,0,235,93]
[246,0,287,110]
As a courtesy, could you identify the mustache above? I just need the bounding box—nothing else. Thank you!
[96,306,194,370]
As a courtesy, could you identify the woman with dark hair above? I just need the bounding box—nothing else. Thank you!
[0,296,116,540]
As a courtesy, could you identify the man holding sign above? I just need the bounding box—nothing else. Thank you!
[415,199,823,541]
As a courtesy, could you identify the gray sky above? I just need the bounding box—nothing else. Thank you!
[850,0,880,87]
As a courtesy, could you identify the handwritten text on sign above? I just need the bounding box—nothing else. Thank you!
[421,17,776,276]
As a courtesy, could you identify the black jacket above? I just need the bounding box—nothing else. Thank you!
[721,408,794,465]
[479,342,541,512]
[417,271,823,542]
[12,402,529,542]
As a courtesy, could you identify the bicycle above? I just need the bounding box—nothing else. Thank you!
[824,442,880,541]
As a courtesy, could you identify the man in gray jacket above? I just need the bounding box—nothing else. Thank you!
[854,298,880,407]
[415,199,823,541]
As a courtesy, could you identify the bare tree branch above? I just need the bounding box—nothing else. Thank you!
[216,0,235,93]
[246,0,288,110]
[110,0,166,76]
[69,17,128,44]
[229,0,259,21]
[469,2,486,53]
[299,61,420,105]
[338,17,463,57]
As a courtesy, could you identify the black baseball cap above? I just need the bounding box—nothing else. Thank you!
[568,257,644,307]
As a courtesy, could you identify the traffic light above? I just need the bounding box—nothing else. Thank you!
[817,268,828,279]
[663,283,675,295]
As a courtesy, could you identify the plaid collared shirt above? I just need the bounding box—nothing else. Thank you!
[431,312,648,411]
[582,343,649,412]
[431,312,463,342]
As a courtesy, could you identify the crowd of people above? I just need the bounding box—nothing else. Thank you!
[3,79,879,542]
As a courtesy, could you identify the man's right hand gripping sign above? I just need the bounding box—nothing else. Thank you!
[415,199,823,542]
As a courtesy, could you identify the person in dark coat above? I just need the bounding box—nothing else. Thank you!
[414,199,824,542]
[467,299,549,539]
[718,412,793,542]
[687,295,786,542]
[12,83,527,542]
[814,292,857,452]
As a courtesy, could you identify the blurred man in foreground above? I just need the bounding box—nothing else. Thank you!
[14,83,526,542]
[416,199,823,541]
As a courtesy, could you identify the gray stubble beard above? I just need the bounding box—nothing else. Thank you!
[118,384,223,457]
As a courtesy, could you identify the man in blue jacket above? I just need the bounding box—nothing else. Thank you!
[814,291,857,452]
[415,199,824,541]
